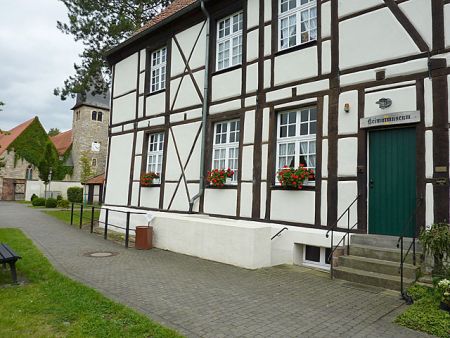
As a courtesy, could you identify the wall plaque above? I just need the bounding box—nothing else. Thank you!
[360,111,420,129]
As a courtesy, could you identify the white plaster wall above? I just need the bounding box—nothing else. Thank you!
[140,187,160,209]
[247,30,259,62]
[338,138,358,177]
[243,110,255,144]
[262,108,270,142]
[209,99,241,115]
[425,78,433,127]
[146,92,166,116]
[171,40,185,77]
[270,190,315,224]
[425,183,434,228]
[260,182,267,219]
[131,182,139,206]
[133,156,142,180]
[240,182,253,218]
[264,59,271,89]
[104,134,133,206]
[241,145,254,181]
[204,189,237,216]
[168,182,189,211]
[184,131,202,181]
[323,95,329,137]
[297,79,329,96]
[247,0,259,29]
[113,53,138,96]
[444,4,450,48]
[25,180,83,200]
[338,90,358,135]
[171,122,201,170]
[322,139,328,178]
[112,93,136,124]
[261,144,268,180]
[139,49,146,71]
[337,181,358,229]
[172,76,203,110]
[165,133,182,181]
[341,69,374,87]
[425,130,433,179]
[246,63,258,93]
[175,21,206,73]
[264,26,271,56]
[264,0,271,22]
[321,180,328,226]
[163,183,177,209]
[212,68,242,101]
[274,47,318,85]
[137,96,144,118]
[399,0,432,49]
[139,72,145,95]
[385,58,428,78]
[364,85,417,118]
[321,40,331,75]
[321,2,331,38]
[339,8,419,70]
[338,0,383,18]
[266,87,292,102]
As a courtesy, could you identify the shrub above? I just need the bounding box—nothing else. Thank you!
[57,199,70,209]
[45,198,57,208]
[32,197,46,207]
[56,195,63,201]
[30,193,38,201]
[67,187,83,203]
[419,223,450,275]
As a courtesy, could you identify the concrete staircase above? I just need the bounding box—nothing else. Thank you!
[333,234,421,291]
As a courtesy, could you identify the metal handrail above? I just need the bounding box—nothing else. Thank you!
[325,194,360,279]
[271,227,288,240]
[397,198,422,303]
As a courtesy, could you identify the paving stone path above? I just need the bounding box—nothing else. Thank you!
[0,202,432,337]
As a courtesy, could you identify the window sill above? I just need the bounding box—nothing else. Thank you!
[206,185,238,189]
[271,185,315,191]
[275,40,317,57]
[212,64,242,76]
[140,184,161,188]
[146,89,165,97]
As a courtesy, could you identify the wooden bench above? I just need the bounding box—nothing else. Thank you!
[0,243,21,284]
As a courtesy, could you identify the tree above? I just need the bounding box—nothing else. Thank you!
[0,101,4,111]
[79,151,94,184]
[48,128,61,137]
[55,0,172,100]
[38,143,58,184]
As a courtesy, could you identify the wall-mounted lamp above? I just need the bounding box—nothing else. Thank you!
[376,98,392,109]
[344,103,350,113]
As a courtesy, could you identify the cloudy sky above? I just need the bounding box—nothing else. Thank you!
[0,0,83,131]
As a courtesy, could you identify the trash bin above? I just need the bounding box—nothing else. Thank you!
[135,226,153,250]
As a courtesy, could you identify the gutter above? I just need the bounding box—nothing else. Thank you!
[189,0,210,213]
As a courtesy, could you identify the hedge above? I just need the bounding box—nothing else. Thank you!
[67,187,83,203]
[32,197,46,207]
[45,198,57,208]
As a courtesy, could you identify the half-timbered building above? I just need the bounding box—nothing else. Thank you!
[103,0,450,272]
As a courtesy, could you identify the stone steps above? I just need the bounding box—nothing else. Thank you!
[338,255,418,280]
[351,234,423,251]
[333,266,415,291]
[350,244,419,265]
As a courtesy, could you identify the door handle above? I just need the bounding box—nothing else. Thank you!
[369,180,374,189]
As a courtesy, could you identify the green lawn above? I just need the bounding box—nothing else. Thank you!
[0,228,181,338]
[43,209,100,226]
[395,284,450,337]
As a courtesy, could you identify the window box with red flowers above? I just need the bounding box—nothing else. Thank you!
[207,168,235,188]
[140,172,160,187]
[276,165,314,190]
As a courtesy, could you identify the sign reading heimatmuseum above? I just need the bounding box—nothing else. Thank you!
[360,111,420,129]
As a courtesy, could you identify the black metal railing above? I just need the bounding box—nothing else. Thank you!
[69,203,147,248]
[325,195,360,279]
[397,198,423,304]
[271,227,288,240]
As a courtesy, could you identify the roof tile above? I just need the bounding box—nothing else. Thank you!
[50,130,73,156]
[0,117,36,156]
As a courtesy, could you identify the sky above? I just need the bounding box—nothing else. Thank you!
[0,0,83,132]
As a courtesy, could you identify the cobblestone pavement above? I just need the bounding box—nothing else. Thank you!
[0,202,432,337]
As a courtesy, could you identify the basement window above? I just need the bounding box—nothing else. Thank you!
[303,245,331,269]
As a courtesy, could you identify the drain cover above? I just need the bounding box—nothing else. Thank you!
[84,251,118,258]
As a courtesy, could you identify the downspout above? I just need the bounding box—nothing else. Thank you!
[189,0,210,213]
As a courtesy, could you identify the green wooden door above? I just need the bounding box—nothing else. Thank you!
[369,128,416,237]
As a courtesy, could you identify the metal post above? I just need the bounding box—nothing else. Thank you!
[347,210,351,255]
[330,230,334,279]
[90,206,95,233]
[70,203,74,225]
[79,203,84,229]
[104,209,109,240]
[125,212,130,248]
[400,237,404,297]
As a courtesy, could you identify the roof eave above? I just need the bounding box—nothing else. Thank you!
[105,1,201,65]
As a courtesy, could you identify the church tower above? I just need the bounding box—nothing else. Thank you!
[71,89,110,181]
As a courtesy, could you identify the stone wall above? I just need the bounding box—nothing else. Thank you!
[0,151,39,180]
[71,106,109,181]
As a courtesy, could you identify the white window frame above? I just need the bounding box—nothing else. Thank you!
[147,132,164,175]
[216,11,244,71]
[150,47,167,93]
[276,107,317,185]
[92,158,97,167]
[302,245,331,270]
[278,0,317,51]
[212,119,240,184]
